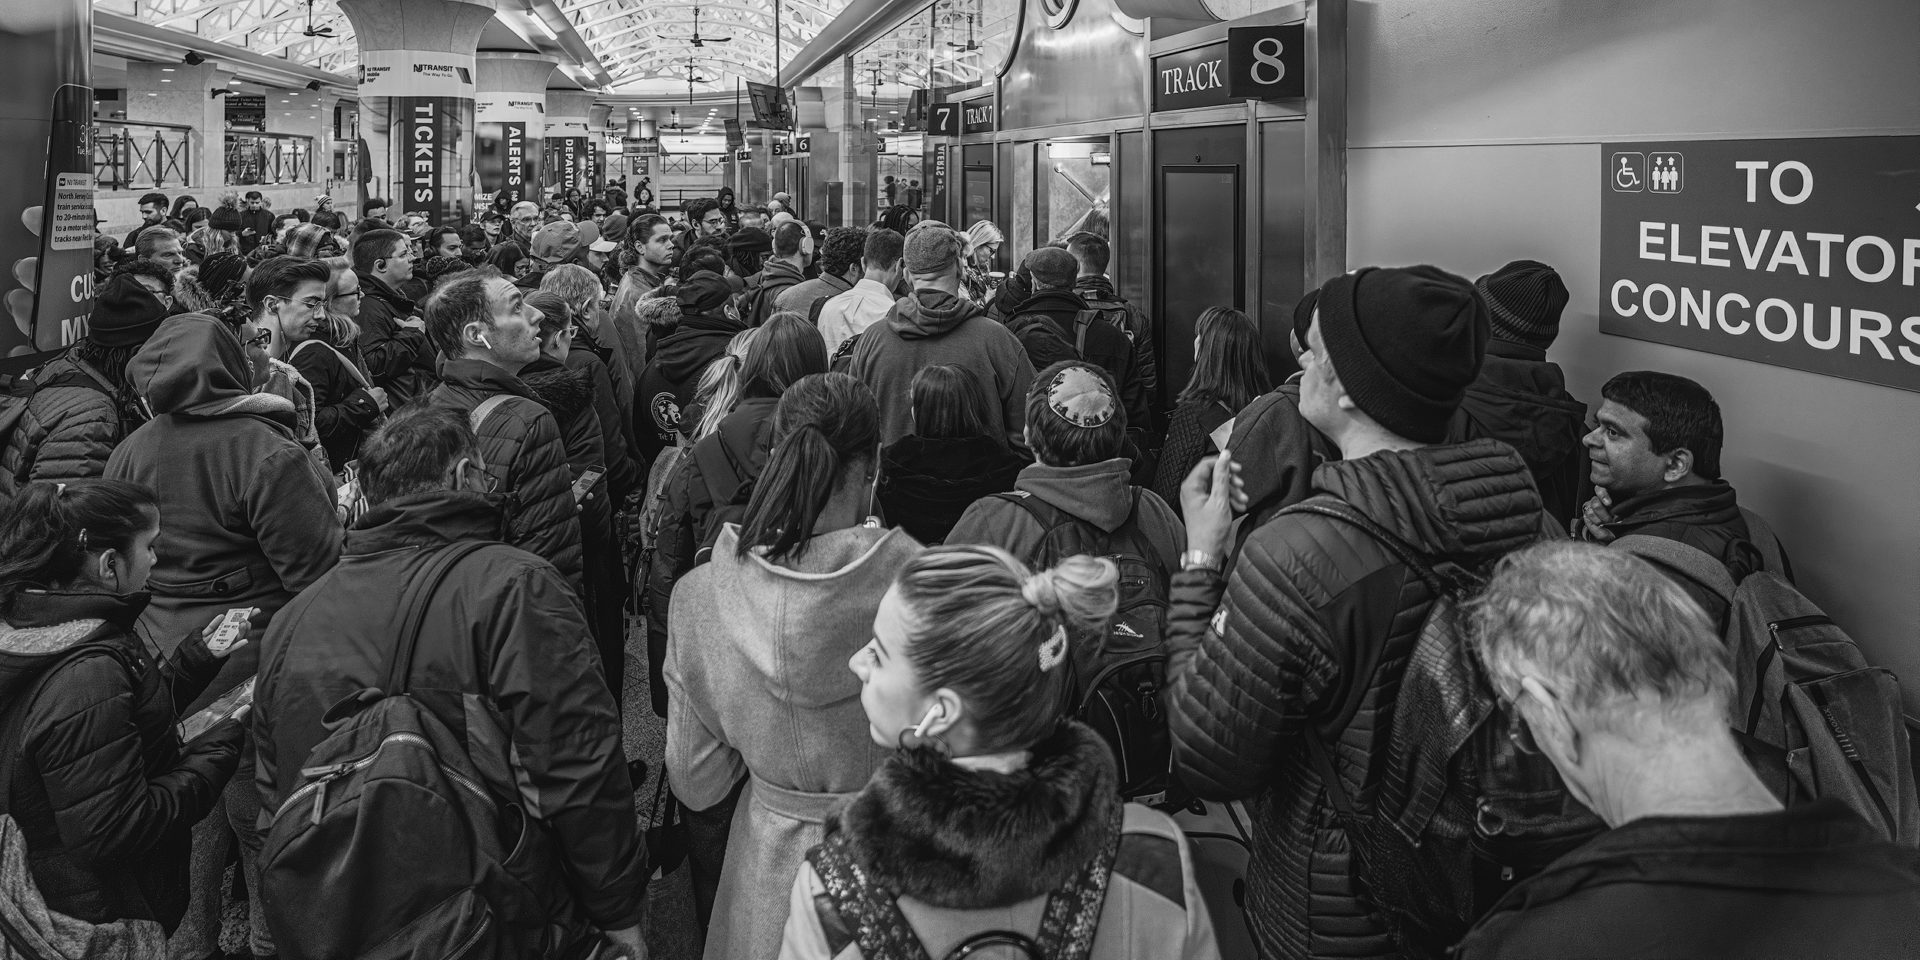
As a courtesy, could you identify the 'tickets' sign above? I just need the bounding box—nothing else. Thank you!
[400,98,442,216]
[502,122,526,203]
[1599,136,1920,393]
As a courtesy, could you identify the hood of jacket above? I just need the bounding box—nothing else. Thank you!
[1071,276,1121,302]
[888,288,983,340]
[1607,479,1741,533]
[1013,288,1091,321]
[655,312,745,385]
[1313,438,1544,560]
[1015,458,1136,533]
[344,490,508,557]
[826,721,1120,910]
[1457,341,1589,469]
[0,591,146,706]
[520,358,596,422]
[437,356,538,401]
[127,313,297,428]
[757,257,807,291]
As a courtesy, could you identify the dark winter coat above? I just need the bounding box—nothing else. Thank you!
[1007,288,1149,433]
[1458,799,1920,960]
[1152,398,1236,513]
[425,358,583,588]
[0,354,140,507]
[1597,480,1774,577]
[878,435,1026,545]
[850,288,1033,448]
[782,722,1218,958]
[561,339,639,501]
[0,590,239,931]
[1224,379,1337,555]
[252,491,645,931]
[634,311,747,465]
[946,458,1183,576]
[645,396,777,717]
[352,272,434,403]
[744,258,808,326]
[1447,339,1589,526]
[106,314,342,711]
[287,338,382,475]
[1164,439,1544,960]
[1073,276,1157,419]
[236,209,274,253]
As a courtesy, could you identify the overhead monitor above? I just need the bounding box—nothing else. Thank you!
[745,80,794,130]
[723,118,745,150]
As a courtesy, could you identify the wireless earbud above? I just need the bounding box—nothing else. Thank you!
[913,704,942,738]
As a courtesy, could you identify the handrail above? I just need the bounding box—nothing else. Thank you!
[226,131,316,185]
[93,121,192,191]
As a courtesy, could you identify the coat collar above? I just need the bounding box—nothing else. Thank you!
[826,721,1121,910]
[436,357,537,401]
[1607,480,1740,531]
[344,490,508,556]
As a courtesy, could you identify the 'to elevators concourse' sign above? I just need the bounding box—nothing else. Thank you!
[1599,136,1920,393]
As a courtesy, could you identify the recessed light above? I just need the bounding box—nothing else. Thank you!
[161,79,172,83]
[161,67,175,72]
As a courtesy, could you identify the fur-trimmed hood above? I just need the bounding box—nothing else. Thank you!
[520,359,597,423]
[824,721,1121,910]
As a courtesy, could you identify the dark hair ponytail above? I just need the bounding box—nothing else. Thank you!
[0,480,159,618]
[736,373,878,562]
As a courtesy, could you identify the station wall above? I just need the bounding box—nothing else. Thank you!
[1344,0,1920,710]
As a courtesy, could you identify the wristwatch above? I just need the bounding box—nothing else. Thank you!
[1180,549,1224,574]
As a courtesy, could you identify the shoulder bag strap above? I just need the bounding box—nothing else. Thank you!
[1073,310,1096,358]
[382,541,492,695]
[1031,802,1122,960]
[468,395,513,437]
[806,837,935,960]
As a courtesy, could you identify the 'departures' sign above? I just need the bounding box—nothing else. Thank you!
[1600,136,1920,393]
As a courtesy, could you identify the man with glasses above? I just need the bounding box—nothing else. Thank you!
[1457,541,1920,960]
[489,201,544,276]
[1167,266,1544,960]
[680,198,728,255]
[352,228,434,403]
[251,256,389,474]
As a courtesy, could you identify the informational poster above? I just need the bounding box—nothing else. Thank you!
[397,97,444,216]
[360,50,476,99]
[555,137,582,193]
[0,0,92,364]
[1599,136,1920,394]
[501,122,526,204]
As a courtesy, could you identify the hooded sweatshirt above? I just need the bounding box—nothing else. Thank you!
[106,314,342,712]
[944,458,1184,576]
[849,288,1034,448]
[1448,339,1591,526]
[633,310,747,464]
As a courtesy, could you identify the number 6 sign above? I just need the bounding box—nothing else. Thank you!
[1227,23,1305,100]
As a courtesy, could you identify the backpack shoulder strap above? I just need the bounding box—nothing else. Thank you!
[468,395,512,436]
[59,357,119,398]
[1737,507,1790,578]
[383,541,492,695]
[992,490,1083,543]
[808,295,828,327]
[1613,534,1736,606]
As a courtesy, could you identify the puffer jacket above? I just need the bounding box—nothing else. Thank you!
[352,272,433,403]
[878,435,1027,545]
[1164,439,1543,960]
[106,314,342,712]
[253,491,645,935]
[426,358,583,588]
[0,590,240,932]
[1447,339,1589,526]
[778,722,1219,959]
[0,354,140,508]
[562,338,639,502]
[645,395,776,717]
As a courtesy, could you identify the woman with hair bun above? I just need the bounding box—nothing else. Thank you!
[668,372,921,960]
[0,480,249,936]
[780,545,1220,959]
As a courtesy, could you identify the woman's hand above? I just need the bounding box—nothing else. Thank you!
[198,607,260,659]
[1180,448,1247,561]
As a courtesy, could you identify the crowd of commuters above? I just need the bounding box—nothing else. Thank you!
[9,177,1919,960]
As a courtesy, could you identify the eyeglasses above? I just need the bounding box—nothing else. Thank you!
[243,329,272,348]
[333,288,363,300]
[279,295,327,311]
[701,217,725,226]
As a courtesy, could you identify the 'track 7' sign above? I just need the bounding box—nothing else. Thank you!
[1599,136,1920,394]
[401,98,440,216]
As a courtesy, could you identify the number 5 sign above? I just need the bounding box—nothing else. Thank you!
[1226,24,1305,100]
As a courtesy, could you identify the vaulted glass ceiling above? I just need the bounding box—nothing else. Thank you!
[563,0,849,92]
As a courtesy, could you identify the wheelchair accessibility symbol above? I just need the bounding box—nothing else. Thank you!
[1612,152,1646,193]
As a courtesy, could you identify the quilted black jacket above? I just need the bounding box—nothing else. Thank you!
[352,272,434,403]
[0,591,238,931]
[426,359,584,589]
[1165,439,1543,960]
[0,355,140,508]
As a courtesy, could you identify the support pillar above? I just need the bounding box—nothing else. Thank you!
[588,102,612,195]
[339,0,494,225]
[545,89,594,201]
[476,52,556,211]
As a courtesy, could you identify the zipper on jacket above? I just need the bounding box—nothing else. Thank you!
[278,732,491,827]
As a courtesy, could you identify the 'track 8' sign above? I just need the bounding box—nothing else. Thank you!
[1599,136,1920,394]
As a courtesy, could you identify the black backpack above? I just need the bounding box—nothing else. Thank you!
[260,542,573,960]
[1289,498,1603,958]
[994,489,1172,802]
[1006,310,1097,373]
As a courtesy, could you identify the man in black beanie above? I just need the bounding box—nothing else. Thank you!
[1165,264,1564,960]
[1446,259,1591,525]
[0,275,169,506]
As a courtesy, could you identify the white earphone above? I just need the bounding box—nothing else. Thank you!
[913,703,942,738]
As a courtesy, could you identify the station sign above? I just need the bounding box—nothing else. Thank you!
[621,136,659,157]
[1599,136,1920,394]
[1155,25,1304,112]
[359,50,475,99]
[500,121,525,203]
[961,98,995,135]
[928,102,962,137]
[399,97,442,216]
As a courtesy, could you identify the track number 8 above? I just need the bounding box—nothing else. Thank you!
[1249,37,1287,85]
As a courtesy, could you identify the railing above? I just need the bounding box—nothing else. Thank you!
[656,155,728,176]
[225,131,314,185]
[93,120,192,191]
